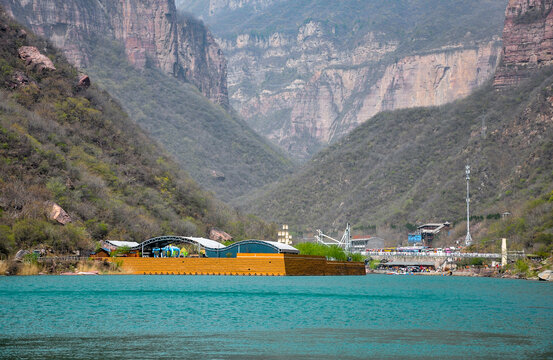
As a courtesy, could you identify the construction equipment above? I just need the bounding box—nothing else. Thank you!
[315,223,352,253]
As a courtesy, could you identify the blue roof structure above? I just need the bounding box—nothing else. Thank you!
[131,236,299,257]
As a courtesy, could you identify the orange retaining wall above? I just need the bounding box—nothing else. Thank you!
[105,253,365,276]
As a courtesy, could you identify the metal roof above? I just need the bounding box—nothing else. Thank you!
[262,240,299,252]
[130,236,225,251]
[106,240,140,248]
[130,236,300,255]
[186,237,226,249]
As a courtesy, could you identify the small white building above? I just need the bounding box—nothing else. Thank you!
[277,224,293,245]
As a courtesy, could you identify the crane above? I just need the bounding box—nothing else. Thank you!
[314,223,352,253]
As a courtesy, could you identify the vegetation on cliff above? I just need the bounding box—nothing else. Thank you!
[475,191,553,257]
[179,0,506,54]
[83,36,294,202]
[178,0,507,161]
[238,67,553,255]
[0,10,276,258]
[2,0,295,202]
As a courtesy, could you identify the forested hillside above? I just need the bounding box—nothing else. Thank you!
[179,0,505,51]
[85,36,293,202]
[2,0,295,201]
[0,10,275,257]
[238,67,553,253]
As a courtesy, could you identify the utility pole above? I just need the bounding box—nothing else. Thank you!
[465,165,472,246]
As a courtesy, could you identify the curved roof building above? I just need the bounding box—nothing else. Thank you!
[130,236,299,257]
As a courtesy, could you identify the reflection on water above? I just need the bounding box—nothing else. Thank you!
[0,275,552,359]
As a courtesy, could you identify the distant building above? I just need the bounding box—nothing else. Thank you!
[351,235,385,253]
[416,222,450,245]
[91,240,141,258]
[277,224,293,245]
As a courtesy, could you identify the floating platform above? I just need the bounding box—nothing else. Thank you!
[105,253,366,276]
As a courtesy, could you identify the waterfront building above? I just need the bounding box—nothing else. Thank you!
[416,222,450,245]
[350,236,385,254]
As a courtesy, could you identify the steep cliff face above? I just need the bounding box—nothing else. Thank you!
[2,0,228,106]
[221,26,501,157]
[175,14,228,105]
[494,0,553,88]
[207,0,275,15]
[178,1,506,159]
[176,0,278,17]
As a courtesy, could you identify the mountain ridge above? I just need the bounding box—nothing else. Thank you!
[178,0,507,159]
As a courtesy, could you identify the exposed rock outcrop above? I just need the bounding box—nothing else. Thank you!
[8,70,34,89]
[538,269,553,281]
[18,46,56,72]
[209,228,232,241]
[177,1,507,159]
[77,74,90,88]
[2,0,228,106]
[494,0,553,88]
[14,249,30,262]
[223,26,501,158]
[47,202,72,225]
[206,0,274,16]
[175,14,228,105]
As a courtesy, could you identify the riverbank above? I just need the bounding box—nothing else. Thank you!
[368,269,525,279]
[3,256,552,279]
[367,267,551,280]
[0,259,125,276]
[367,255,553,281]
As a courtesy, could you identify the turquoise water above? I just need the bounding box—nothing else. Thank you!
[0,275,552,359]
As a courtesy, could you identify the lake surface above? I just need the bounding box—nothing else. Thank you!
[0,275,552,359]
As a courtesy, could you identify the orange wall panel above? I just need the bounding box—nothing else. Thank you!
[106,253,365,276]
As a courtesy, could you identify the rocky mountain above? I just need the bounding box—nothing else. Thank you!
[177,0,507,159]
[2,0,295,201]
[494,0,553,88]
[3,0,228,106]
[177,0,278,17]
[235,0,553,251]
[0,9,275,257]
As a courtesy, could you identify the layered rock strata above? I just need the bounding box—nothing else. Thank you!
[494,0,553,88]
[2,0,228,106]
[220,24,501,158]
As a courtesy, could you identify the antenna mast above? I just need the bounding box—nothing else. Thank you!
[465,164,472,246]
